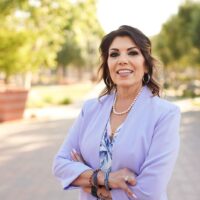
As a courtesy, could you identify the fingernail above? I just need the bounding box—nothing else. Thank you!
[72,148,77,153]
[132,193,137,199]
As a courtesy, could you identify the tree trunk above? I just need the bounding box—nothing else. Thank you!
[77,67,83,80]
[4,74,10,85]
[57,65,65,84]
[23,72,32,89]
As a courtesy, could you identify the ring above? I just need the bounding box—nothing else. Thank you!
[124,176,129,182]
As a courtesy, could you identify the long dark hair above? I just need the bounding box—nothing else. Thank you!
[98,25,161,97]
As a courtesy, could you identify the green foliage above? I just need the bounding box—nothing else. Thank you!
[0,28,29,81]
[56,31,84,67]
[56,0,104,70]
[59,97,71,105]
[182,89,196,98]
[0,0,104,84]
[0,0,27,17]
[0,1,74,82]
[154,1,200,68]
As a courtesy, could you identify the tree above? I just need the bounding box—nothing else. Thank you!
[0,0,104,85]
[0,0,71,85]
[0,28,33,83]
[56,0,104,81]
[154,1,200,68]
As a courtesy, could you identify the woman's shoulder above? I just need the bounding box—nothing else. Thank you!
[82,93,114,113]
[143,86,180,114]
[152,95,180,116]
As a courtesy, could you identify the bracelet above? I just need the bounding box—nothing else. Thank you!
[89,172,93,187]
[91,186,98,198]
[104,170,111,191]
[91,169,101,198]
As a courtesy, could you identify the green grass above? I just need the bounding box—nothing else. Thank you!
[27,82,94,108]
[192,98,200,107]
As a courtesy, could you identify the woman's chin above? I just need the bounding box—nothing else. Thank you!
[116,83,135,89]
[116,81,142,90]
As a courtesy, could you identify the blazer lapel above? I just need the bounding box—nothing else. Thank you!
[81,93,115,169]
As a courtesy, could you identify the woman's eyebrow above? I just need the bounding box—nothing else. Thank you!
[109,46,138,51]
[109,48,119,51]
[127,47,138,50]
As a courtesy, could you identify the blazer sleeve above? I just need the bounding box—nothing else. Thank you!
[52,102,92,190]
[111,106,181,200]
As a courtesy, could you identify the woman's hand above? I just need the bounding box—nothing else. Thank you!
[71,150,137,199]
[109,168,137,199]
[83,186,112,200]
[97,187,112,200]
[70,148,85,163]
[71,150,112,199]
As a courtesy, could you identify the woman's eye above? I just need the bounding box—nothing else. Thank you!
[129,51,139,56]
[109,52,119,57]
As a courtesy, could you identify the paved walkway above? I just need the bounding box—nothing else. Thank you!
[0,86,200,200]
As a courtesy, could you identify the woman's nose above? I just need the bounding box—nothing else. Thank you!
[118,54,128,65]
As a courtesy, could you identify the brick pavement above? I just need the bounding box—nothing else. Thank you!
[0,104,200,200]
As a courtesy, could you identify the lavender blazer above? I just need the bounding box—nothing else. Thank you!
[53,86,181,200]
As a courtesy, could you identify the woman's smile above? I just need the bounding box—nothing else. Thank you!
[116,69,134,77]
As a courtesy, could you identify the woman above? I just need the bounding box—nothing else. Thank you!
[53,25,181,200]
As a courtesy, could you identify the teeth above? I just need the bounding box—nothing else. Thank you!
[117,69,133,74]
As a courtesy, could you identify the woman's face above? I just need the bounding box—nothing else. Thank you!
[107,36,147,90]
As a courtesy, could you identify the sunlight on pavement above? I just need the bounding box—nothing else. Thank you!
[0,119,72,165]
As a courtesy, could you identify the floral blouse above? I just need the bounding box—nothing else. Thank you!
[99,121,124,173]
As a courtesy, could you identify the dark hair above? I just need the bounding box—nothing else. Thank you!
[98,25,161,97]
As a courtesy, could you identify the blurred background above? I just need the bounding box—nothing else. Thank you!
[0,0,199,200]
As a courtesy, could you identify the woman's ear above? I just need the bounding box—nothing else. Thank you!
[144,66,148,74]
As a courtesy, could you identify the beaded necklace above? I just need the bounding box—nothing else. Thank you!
[112,87,143,115]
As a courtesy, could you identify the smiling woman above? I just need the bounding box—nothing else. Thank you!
[98,25,160,98]
[53,25,181,200]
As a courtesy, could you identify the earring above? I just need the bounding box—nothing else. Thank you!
[143,73,150,84]
[105,77,109,84]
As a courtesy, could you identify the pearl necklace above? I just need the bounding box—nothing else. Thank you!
[112,87,143,115]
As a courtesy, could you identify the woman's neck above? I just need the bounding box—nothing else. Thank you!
[116,84,143,101]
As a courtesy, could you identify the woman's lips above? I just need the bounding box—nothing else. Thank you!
[116,69,133,77]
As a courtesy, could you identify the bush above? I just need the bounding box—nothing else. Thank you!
[59,97,72,105]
